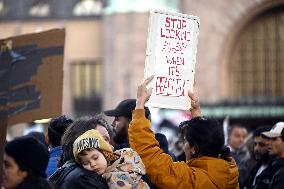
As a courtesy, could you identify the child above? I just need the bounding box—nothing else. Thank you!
[73,129,150,189]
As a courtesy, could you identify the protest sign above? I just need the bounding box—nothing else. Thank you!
[0,29,65,126]
[144,10,199,110]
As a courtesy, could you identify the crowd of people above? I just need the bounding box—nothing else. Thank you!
[2,76,284,189]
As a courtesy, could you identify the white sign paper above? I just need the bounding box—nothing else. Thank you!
[144,10,200,110]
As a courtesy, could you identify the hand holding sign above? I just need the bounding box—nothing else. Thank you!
[136,75,202,118]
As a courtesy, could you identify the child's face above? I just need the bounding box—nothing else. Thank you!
[78,149,108,175]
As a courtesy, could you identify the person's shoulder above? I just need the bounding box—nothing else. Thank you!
[67,165,101,178]
[63,165,109,189]
[271,158,284,168]
[275,160,284,174]
[277,158,284,165]
[50,162,103,182]
[49,146,62,156]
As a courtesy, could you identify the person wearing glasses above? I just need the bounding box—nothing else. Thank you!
[128,76,240,189]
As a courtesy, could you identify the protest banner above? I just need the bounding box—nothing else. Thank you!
[144,10,199,110]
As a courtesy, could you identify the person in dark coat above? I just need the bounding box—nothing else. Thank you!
[242,126,272,189]
[2,136,52,189]
[261,122,284,189]
[49,115,110,189]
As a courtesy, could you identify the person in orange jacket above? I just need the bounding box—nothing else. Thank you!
[128,76,240,189]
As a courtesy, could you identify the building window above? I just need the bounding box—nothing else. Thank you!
[70,60,102,116]
[73,0,103,16]
[28,0,51,17]
[230,7,284,103]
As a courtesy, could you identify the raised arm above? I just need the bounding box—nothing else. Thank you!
[128,76,196,188]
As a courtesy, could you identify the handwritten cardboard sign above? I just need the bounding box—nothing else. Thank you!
[0,29,65,126]
[144,10,200,110]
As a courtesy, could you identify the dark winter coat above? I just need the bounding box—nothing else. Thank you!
[269,158,284,189]
[49,160,108,189]
[248,158,283,189]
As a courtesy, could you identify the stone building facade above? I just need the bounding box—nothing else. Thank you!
[1,0,284,128]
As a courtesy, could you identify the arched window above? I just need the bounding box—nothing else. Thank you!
[229,7,284,103]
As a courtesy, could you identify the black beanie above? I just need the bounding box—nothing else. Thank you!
[5,136,49,178]
[48,115,73,147]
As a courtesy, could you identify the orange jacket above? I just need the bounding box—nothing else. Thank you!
[129,109,240,189]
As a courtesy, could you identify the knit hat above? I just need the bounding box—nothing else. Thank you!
[73,129,116,162]
[104,99,151,120]
[48,115,73,147]
[5,136,49,178]
[26,131,47,147]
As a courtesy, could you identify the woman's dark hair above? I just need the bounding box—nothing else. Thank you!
[253,125,271,138]
[58,114,111,166]
[15,170,53,189]
[179,117,231,161]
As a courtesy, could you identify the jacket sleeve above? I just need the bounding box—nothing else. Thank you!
[128,109,194,188]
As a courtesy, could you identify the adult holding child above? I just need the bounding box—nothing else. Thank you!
[128,76,240,189]
[49,115,110,189]
[72,129,150,189]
